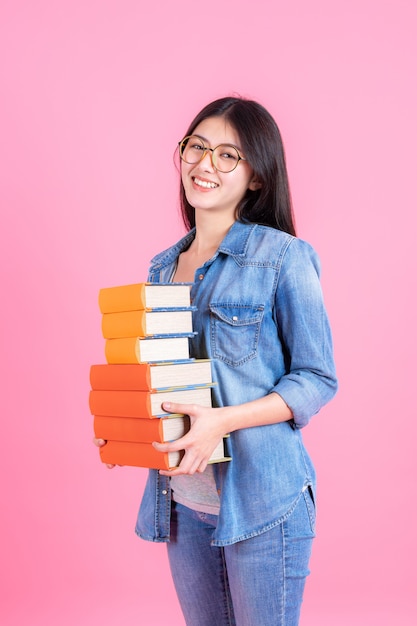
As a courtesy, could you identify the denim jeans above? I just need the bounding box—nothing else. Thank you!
[167,487,316,626]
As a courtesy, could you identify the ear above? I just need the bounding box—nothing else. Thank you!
[248,178,262,191]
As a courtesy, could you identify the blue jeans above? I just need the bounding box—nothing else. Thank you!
[167,488,316,626]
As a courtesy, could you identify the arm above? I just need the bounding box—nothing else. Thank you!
[154,392,292,477]
[270,238,338,427]
[155,238,337,476]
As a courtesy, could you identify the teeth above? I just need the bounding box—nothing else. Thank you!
[193,177,218,189]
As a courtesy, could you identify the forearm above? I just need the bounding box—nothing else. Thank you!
[217,392,293,435]
[155,393,293,476]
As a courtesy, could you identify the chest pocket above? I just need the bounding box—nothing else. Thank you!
[209,303,264,367]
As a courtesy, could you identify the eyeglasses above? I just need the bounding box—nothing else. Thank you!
[178,135,247,173]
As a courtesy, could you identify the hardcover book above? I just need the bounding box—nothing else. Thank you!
[90,360,213,391]
[89,385,214,418]
[104,335,192,364]
[99,438,230,470]
[99,282,192,313]
[101,308,195,338]
[93,414,191,444]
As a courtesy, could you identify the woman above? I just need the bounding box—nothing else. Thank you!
[97,96,337,625]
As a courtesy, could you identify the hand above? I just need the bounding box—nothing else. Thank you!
[153,402,228,477]
[92,437,116,469]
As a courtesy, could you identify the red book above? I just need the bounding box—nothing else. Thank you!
[93,414,190,444]
[89,361,213,391]
[89,386,214,418]
[99,439,229,470]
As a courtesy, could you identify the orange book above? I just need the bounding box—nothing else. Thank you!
[89,361,213,391]
[101,308,194,338]
[93,414,190,443]
[99,438,229,469]
[98,283,192,313]
[104,335,191,363]
[89,386,214,418]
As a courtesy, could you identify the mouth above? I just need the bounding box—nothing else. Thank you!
[192,176,219,189]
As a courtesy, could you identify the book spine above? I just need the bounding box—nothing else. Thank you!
[89,390,152,418]
[104,337,139,364]
[98,283,146,313]
[94,415,163,443]
[90,364,152,390]
[101,310,146,339]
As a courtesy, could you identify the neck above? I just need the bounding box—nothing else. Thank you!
[192,212,235,255]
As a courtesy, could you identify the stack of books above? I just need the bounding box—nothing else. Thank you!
[89,282,231,469]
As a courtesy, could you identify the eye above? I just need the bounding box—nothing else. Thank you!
[185,136,205,152]
[217,146,239,161]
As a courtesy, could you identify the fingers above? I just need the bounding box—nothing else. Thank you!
[162,401,198,417]
[153,439,210,477]
[158,456,207,477]
[155,404,220,475]
[92,437,116,469]
[153,439,183,454]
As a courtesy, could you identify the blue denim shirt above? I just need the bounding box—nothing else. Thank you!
[135,221,337,546]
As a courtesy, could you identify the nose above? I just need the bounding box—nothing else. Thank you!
[200,148,216,170]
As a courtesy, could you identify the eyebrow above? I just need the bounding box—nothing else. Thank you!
[193,133,243,152]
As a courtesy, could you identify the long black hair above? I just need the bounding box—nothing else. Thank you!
[179,96,296,236]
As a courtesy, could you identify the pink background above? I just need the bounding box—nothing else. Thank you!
[1,1,416,624]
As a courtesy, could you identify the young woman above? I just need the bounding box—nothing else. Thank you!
[96,96,338,625]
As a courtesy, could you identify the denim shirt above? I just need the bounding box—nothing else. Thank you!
[135,221,338,547]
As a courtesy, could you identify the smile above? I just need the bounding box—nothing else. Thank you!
[192,176,219,189]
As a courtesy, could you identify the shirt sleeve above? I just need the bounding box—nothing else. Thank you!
[271,237,338,427]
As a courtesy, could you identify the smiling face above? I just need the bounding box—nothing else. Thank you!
[180,116,259,225]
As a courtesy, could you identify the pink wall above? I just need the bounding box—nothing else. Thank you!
[1,1,416,624]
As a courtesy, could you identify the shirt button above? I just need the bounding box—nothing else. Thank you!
[161,489,168,495]
[198,274,204,281]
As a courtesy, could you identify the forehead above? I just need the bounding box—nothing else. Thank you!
[192,116,242,147]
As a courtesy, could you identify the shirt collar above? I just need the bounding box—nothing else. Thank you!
[217,220,255,257]
[149,221,256,271]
